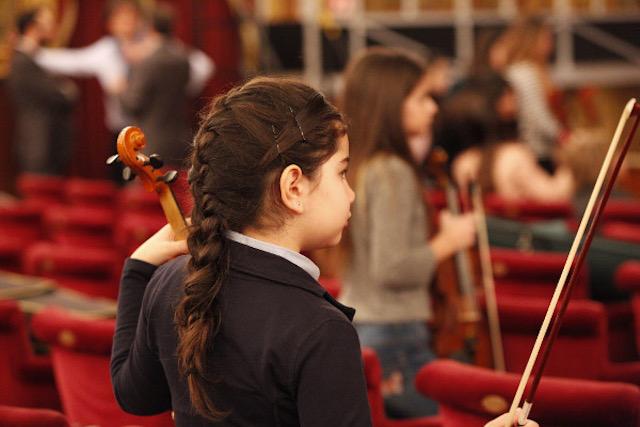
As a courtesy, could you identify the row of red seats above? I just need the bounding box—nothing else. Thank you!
[3,297,639,427]
[0,176,176,298]
[363,347,640,427]
[0,405,69,427]
[425,189,640,225]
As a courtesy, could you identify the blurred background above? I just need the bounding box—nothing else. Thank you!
[0,0,638,191]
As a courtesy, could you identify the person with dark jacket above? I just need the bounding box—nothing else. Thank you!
[119,4,191,167]
[7,7,77,175]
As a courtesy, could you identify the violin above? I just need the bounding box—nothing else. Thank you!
[106,126,188,240]
[426,147,497,368]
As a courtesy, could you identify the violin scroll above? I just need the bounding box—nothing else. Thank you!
[106,126,188,240]
[106,126,178,191]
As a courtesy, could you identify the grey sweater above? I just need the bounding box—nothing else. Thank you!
[340,155,436,323]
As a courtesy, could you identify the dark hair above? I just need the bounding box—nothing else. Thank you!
[174,77,345,421]
[103,0,143,20]
[435,72,517,159]
[16,9,38,35]
[151,3,174,36]
[340,47,428,183]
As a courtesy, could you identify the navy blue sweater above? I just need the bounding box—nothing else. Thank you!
[111,240,371,426]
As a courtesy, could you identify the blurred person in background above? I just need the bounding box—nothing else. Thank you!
[339,47,476,419]
[36,0,213,138]
[7,6,77,176]
[118,3,191,168]
[502,16,567,173]
[442,74,575,203]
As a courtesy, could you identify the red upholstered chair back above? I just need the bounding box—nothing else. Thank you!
[117,184,165,217]
[615,261,640,356]
[498,296,607,380]
[490,248,589,299]
[0,300,59,409]
[318,276,341,299]
[603,199,640,225]
[16,173,65,206]
[415,359,640,427]
[31,308,174,427]
[113,213,166,258]
[0,201,44,271]
[362,347,386,426]
[483,194,574,222]
[602,221,640,244]
[43,205,115,248]
[64,178,117,209]
[0,405,69,427]
[361,347,441,427]
[22,242,121,299]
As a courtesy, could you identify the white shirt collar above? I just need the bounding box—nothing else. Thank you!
[225,230,320,281]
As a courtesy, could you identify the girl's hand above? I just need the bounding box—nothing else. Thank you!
[431,210,476,261]
[484,410,539,427]
[131,223,189,266]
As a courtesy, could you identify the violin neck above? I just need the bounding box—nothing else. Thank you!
[444,181,480,315]
[157,186,188,240]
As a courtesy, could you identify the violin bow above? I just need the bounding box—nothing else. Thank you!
[471,182,506,372]
[507,98,640,427]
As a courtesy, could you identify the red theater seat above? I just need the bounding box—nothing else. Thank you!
[416,359,640,427]
[0,200,43,241]
[114,213,166,257]
[483,194,574,222]
[498,296,640,384]
[490,248,589,299]
[0,237,29,273]
[362,347,442,427]
[22,242,121,299]
[616,261,640,357]
[318,276,341,298]
[601,221,640,244]
[0,300,59,409]
[43,205,115,248]
[31,308,174,427]
[16,174,65,206]
[0,200,46,272]
[118,183,165,217]
[64,178,117,209]
[603,199,640,225]
[0,405,69,427]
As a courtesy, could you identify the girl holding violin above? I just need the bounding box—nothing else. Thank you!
[109,75,541,426]
[338,47,477,418]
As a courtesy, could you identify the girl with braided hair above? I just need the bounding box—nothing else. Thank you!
[110,76,537,427]
[111,76,366,426]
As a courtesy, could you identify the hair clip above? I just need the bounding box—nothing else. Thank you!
[288,106,307,143]
[271,124,281,155]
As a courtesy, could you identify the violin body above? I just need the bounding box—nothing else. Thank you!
[427,147,494,368]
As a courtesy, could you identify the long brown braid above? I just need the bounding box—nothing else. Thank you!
[174,77,345,421]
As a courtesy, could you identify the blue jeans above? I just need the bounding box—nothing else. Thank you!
[355,322,438,418]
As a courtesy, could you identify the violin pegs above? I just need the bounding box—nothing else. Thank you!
[106,154,120,165]
[148,154,164,169]
[122,166,136,181]
[157,170,178,184]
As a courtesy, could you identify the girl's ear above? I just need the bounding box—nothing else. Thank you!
[279,164,307,214]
